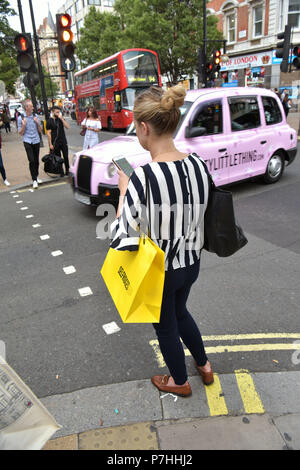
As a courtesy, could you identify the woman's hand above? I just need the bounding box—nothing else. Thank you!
[117,169,129,196]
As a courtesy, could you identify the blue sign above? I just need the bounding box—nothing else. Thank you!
[100,75,114,97]
[62,57,75,72]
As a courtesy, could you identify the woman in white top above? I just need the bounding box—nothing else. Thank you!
[81,106,101,150]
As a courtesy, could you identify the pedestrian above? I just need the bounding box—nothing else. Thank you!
[81,106,101,150]
[46,106,70,176]
[2,105,11,133]
[282,93,290,117]
[110,85,213,397]
[18,100,43,189]
[0,118,10,186]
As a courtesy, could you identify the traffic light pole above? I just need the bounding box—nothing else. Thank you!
[28,0,49,120]
[17,0,38,112]
[203,0,207,87]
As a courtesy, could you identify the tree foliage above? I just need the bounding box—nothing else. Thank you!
[0,0,20,95]
[76,0,223,84]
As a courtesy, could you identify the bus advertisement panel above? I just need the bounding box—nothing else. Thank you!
[74,49,161,130]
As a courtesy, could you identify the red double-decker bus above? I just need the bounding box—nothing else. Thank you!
[74,48,161,131]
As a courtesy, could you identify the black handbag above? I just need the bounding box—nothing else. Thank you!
[42,153,64,175]
[201,161,248,257]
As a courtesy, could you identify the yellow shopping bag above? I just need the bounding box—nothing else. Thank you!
[101,236,165,323]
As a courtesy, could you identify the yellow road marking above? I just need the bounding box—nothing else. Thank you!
[202,333,300,341]
[17,182,67,193]
[235,369,264,414]
[149,338,300,368]
[204,373,228,416]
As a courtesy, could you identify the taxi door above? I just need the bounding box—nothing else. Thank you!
[182,98,230,186]
[225,95,266,183]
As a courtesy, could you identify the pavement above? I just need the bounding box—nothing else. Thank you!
[1,117,300,451]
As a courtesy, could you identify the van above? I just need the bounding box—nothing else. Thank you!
[70,87,297,206]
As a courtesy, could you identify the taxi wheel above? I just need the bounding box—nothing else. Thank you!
[263,152,284,184]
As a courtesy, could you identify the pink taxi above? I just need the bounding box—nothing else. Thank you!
[70,87,297,206]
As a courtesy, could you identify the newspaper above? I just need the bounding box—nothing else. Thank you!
[0,355,61,450]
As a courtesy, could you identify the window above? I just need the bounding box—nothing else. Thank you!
[288,0,300,28]
[191,101,223,135]
[262,96,282,125]
[98,60,118,78]
[75,0,81,13]
[279,0,284,30]
[92,95,100,110]
[103,0,115,5]
[228,96,261,131]
[88,0,101,5]
[76,19,84,39]
[253,5,263,37]
[227,14,236,42]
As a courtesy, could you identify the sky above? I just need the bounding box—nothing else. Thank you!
[8,0,66,33]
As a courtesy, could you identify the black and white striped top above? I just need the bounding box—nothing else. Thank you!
[110,153,210,271]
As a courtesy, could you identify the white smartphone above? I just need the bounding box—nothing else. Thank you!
[112,157,134,177]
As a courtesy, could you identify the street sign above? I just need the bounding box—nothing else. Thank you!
[61,57,75,72]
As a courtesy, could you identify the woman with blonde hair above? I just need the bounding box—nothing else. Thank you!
[110,85,213,397]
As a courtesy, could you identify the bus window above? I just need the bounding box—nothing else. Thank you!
[123,50,159,86]
[93,95,100,110]
[121,88,145,110]
[114,93,121,112]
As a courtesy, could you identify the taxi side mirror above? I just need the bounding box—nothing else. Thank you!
[185,126,206,138]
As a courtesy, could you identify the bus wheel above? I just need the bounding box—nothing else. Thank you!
[263,152,284,184]
[108,118,113,132]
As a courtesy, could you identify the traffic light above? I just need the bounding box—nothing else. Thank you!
[292,46,300,69]
[213,50,221,73]
[56,13,76,72]
[14,33,37,73]
[206,62,214,80]
[275,25,292,73]
[23,72,39,89]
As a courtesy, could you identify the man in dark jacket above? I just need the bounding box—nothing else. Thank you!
[46,106,70,176]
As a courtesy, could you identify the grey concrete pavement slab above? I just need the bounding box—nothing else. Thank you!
[41,379,162,438]
[157,414,286,450]
[254,372,300,415]
[273,413,300,450]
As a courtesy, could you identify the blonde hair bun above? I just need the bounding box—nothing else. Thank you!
[160,85,186,111]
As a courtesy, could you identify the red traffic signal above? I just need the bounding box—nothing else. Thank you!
[14,33,37,73]
[293,46,300,69]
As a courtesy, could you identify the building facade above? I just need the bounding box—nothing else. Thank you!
[57,0,115,43]
[37,14,66,95]
[207,0,300,106]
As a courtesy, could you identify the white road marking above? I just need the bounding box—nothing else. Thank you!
[32,224,41,228]
[16,200,23,204]
[102,322,121,335]
[10,191,16,194]
[26,215,34,218]
[78,287,93,297]
[20,206,28,210]
[40,234,50,240]
[51,250,63,257]
[13,195,19,198]
[63,266,76,275]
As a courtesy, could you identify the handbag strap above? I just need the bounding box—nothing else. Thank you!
[143,166,152,239]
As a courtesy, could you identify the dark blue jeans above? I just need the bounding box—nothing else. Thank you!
[153,259,208,385]
[0,150,6,181]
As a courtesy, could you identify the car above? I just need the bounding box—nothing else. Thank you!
[69,87,298,206]
[8,103,25,120]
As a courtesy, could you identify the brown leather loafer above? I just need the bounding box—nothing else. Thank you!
[195,362,214,385]
[151,375,192,397]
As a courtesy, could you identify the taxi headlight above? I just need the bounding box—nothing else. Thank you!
[108,162,117,178]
